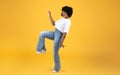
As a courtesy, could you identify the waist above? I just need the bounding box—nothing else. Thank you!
[55,28,63,34]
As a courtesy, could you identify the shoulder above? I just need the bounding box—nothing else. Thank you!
[65,19,71,25]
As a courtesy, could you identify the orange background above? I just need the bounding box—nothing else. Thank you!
[0,0,120,75]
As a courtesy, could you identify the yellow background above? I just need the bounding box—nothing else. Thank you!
[0,0,120,75]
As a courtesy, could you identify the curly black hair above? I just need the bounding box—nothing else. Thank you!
[62,6,73,17]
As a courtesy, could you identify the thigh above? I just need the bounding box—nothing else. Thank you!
[40,30,54,40]
[54,32,62,48]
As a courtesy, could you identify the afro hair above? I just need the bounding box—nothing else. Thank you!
[62,6,73,17]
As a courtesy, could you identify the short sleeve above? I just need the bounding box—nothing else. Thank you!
[63,22,71,34]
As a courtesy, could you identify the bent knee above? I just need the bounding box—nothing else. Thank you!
[40,31,48,37]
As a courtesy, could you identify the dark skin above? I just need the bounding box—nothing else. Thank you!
[48,10,70,48]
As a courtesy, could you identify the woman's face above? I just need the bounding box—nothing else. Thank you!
[61,11,69,18]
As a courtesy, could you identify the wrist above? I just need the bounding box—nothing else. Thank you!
[48,14,51,16]
[60,41,63,44]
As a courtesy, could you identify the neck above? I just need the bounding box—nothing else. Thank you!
[64,16,69,19]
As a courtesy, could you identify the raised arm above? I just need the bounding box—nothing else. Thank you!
[48,11,55,26]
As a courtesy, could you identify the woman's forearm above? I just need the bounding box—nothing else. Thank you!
[60,33,67,44]
[48,11,55,26]
[49,15,55,26]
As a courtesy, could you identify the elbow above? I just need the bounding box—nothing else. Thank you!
[63,33,67,35]
[52,22,55,26]
[62,33,67,37]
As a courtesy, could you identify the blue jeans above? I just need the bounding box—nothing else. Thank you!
[36,29,63,71]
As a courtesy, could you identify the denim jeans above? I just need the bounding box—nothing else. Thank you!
[36,29,63,71]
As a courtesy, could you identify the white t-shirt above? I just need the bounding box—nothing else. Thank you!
[55,18,71,34]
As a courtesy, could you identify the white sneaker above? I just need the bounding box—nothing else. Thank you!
[52,69,57,73]
[36,50,46,54]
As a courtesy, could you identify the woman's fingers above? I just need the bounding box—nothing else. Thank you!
[60,44,65,48]
[48,11,51,15]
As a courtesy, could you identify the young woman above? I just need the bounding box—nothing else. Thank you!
[36,6,73,73]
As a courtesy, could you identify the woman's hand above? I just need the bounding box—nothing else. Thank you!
[48,11,51,16]
[60,43,65,48]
